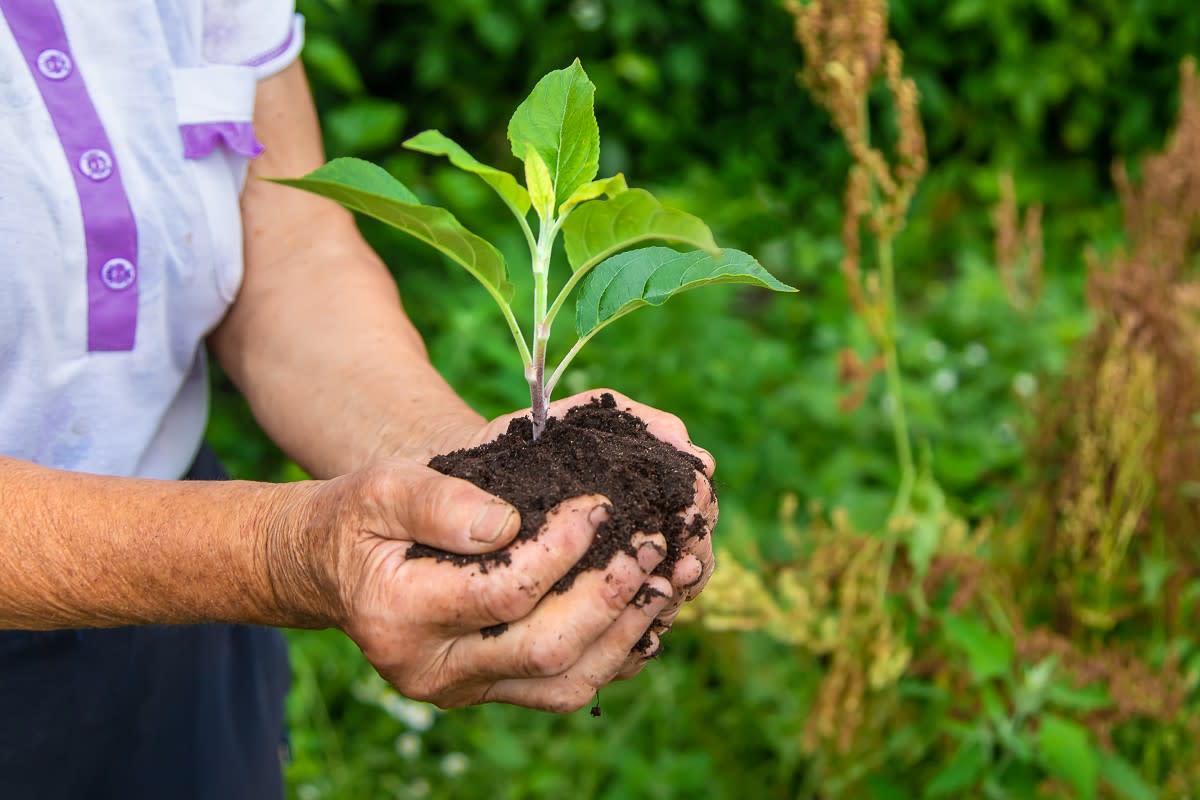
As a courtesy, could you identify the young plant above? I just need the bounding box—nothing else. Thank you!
[275,60,796,439]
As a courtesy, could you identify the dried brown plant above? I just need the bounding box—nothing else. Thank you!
[1018,59,1200,623]
[992,172,1044,312]
[785,0,927,333]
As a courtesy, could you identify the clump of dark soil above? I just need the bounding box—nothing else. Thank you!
[408,395,710,597]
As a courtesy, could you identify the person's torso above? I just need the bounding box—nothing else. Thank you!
[0,0,300,478]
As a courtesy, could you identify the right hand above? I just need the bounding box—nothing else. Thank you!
[270,457,673,712]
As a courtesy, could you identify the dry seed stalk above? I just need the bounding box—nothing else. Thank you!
[786,0,927,516]
[992,172,1044,312]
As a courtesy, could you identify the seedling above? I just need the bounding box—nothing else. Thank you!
[276,60,796,439]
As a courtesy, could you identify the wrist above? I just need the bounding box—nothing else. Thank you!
[373,408,487,463]
[253,479,346,629]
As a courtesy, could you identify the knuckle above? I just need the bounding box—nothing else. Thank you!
[358,462,402,506]
[523,638,575,677]
[544,682,594,714]
[480,567,541,623]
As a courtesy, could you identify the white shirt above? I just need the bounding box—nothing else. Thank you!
[0,1,304,478]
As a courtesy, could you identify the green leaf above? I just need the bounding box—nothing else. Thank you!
[574,247,796,339]
[559,173,627,215]
[907,468,946,580]
[403,129,531,219]
[301,35,364,94]
[1099,754,1157,800]
[325,99,406,155]
[925,739,988,797]
[1046,683,1112,713]
[507,59,599,207]
[562,188,721,273]
[1038,715,1098,800]
[941,614,1013,683]
[524,148,555,222]
[271,158,513,302]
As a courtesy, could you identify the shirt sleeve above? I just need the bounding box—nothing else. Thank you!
[202,1,305,79]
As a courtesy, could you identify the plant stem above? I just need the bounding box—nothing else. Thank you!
[878,237,915,516]
[528,216,558,439]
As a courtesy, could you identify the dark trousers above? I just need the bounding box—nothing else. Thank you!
[0,445,290,799]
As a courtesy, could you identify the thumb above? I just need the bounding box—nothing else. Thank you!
[369,460,521,554]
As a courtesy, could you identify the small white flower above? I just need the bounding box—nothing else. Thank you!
[570,0,605,30]
[405,778,431,799]
[923,339,948,363]
[297,786,321,800]
[1013,372,1038,398]
[383,697,437,732]
[932,368,958,394]
[964,343,989,367]
[395,733,421,760]
[440,752,470,778]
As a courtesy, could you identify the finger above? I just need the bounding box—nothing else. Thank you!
[453,533,667,680]
[366,459,520,553]
[549,389,716,477]
[418,495,609,630]
[482,577,672,712]
[670,553,704,592]
[691,471,719,529]
[615,627,665,681]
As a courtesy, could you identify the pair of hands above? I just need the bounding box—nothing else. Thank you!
[282,390,717,712]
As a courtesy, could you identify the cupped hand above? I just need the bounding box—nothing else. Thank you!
[426,388,719,681]
[283,458,673,711]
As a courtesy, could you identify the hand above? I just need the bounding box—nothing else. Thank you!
[271,458,674,711]
[428,388,719,681]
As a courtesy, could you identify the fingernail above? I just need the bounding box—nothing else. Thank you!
[634,584,671,615]
[637,541,666,572]
[588,503,611,528]
[470,500,515,543]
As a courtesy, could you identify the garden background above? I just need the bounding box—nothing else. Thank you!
[206,0,1200,797]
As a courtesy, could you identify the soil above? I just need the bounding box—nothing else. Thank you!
[408,394,711,631]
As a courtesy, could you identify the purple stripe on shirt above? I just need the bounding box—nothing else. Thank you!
[0,1,139,352]
[242,20,295,68]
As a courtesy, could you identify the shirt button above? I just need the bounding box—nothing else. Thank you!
[79,148,113,181]
[101,258,136,291]
[36,49,73,81]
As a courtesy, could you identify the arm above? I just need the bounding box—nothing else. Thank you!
[0,456,317,629]
[209,61,481,479]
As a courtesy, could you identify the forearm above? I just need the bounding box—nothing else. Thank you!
[210,239,483,479]
[0,457,330,630]
[210,61,482,479]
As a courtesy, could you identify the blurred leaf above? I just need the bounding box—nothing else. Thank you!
[925,738,988,796]
[941,614,1014,682]
[325,99,406,155]
[302,34,363,94]
[1099,754,1158,800]
[1046,683,1112,713]
[1038,715,1098,800]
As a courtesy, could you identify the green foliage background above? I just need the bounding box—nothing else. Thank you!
[204,1,1200,797]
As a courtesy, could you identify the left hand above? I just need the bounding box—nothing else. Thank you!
[417,388,718,681]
